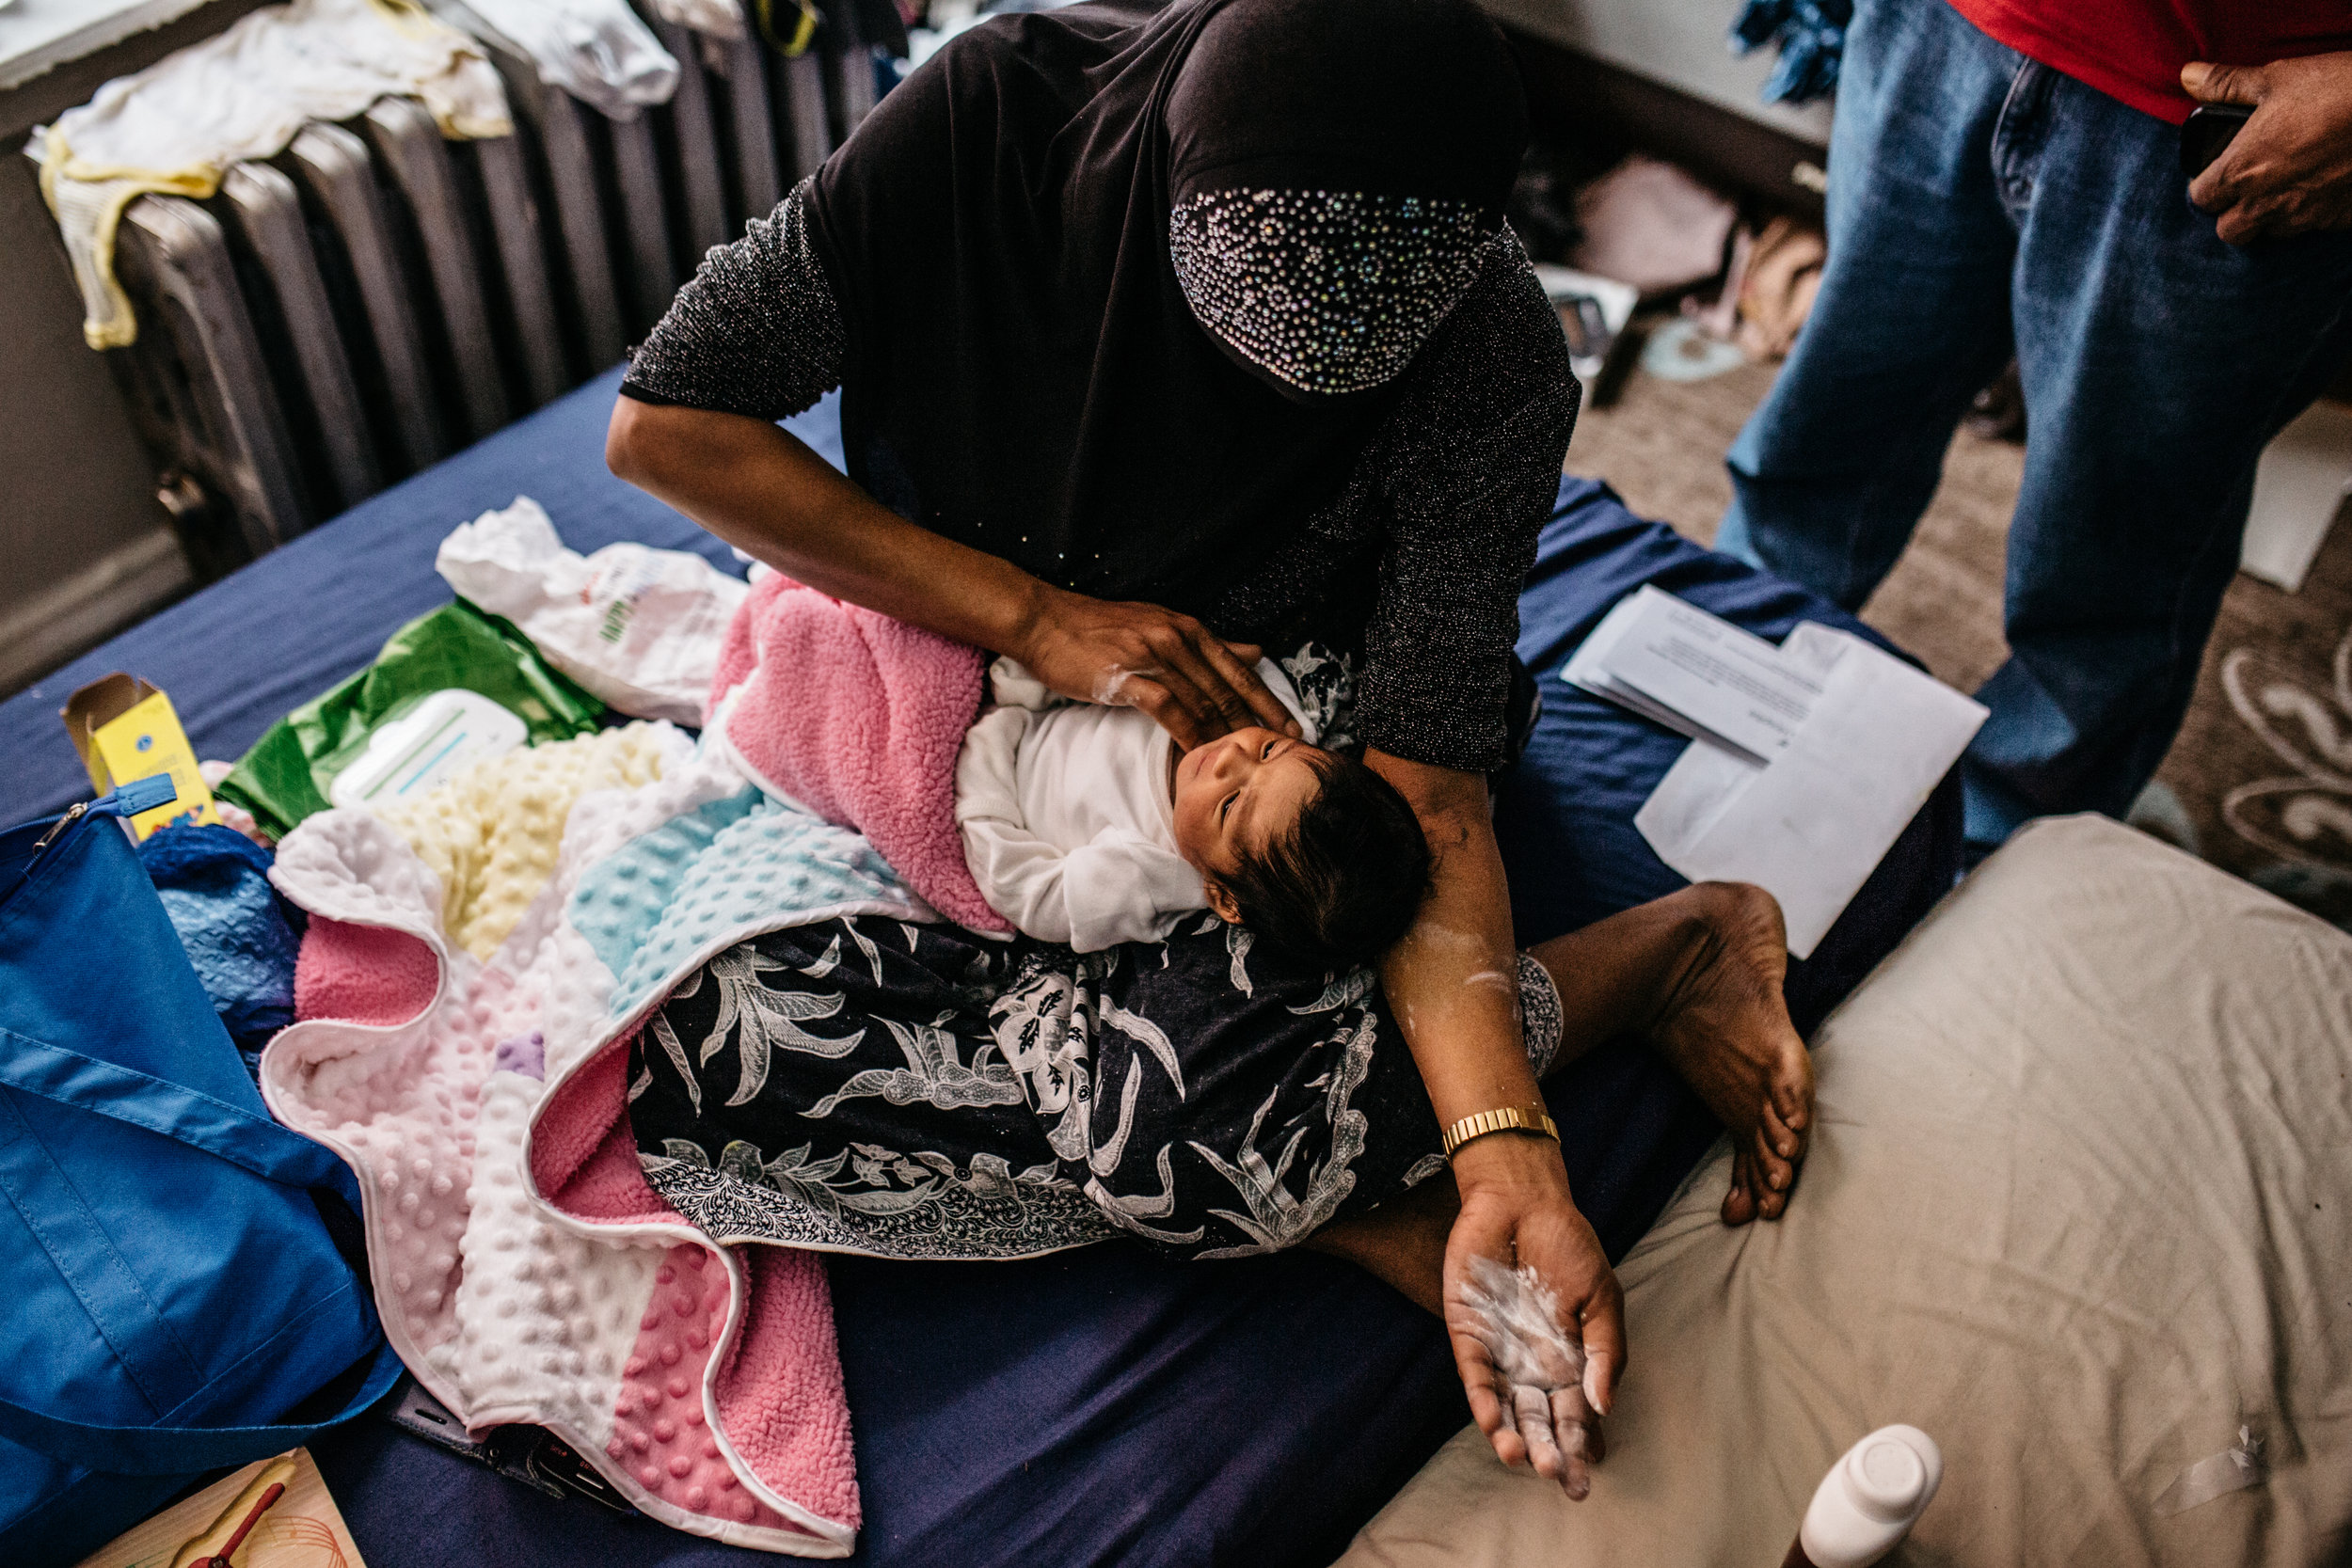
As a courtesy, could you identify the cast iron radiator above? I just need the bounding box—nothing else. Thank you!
[76,7,882,565]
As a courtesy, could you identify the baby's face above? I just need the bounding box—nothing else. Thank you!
[1170,726,1326,881]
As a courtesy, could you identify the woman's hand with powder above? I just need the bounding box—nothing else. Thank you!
[1014,585,1301,749]
[1445,1135,1620,1497]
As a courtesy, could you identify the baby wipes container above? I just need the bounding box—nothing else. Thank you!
[1784,1425,1943,1568]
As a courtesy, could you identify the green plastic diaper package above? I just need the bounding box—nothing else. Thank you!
[216,599,606,841]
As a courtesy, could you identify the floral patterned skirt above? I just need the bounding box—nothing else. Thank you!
[628,914,1561,1261]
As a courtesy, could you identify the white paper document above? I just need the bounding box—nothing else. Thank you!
[1563,586,1823,764]
[1630,621,1988,958]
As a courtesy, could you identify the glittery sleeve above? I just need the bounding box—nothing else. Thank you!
[1354,233,1578,773]
[620,179,846,421]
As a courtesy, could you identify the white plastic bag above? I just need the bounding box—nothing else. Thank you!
[437,497,747,726]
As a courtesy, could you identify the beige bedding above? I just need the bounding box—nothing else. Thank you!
[1341,816,2352,1568]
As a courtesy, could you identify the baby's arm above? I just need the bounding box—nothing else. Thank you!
[959,820,1082,945]
[957,816,1205,952]
[955,684,1210,952]
[1055,835,1210,953]
[955,704,1088,945]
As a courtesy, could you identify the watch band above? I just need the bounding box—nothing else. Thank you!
[1440,1104,1561,1159]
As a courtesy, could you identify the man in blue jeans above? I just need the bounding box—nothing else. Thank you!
[1715,0,2352,860]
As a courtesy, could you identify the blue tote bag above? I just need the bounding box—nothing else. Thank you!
[0,780,401,1566]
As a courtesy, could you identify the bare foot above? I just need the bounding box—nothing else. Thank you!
[1648,881,1813,1225]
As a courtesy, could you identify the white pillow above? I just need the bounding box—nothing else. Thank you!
[1342,816,2352,1568]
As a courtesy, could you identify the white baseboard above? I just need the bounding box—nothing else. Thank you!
[0,527,194,698]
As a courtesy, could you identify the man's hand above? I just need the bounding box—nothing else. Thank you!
[1443,1132,1624,1498]
[2185,54,2352,244]
[1013,586,1300,748]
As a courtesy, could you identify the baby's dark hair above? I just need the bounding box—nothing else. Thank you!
[1219,752,1432,971]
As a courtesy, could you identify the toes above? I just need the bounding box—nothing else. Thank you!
[1760,1098,1804,1162]
[1721,1156,1757,1225]
[1772,1048,1814,1132]
[1747,1135,1796,1219]
[1749,1123,1793,1193]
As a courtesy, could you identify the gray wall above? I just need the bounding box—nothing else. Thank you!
[1485,0,1833,144]
[0,0,270,696]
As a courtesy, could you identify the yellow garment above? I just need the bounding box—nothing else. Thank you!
[378,724,671,960]
[35,0,511,350]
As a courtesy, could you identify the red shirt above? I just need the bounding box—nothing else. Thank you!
[1948,0,2352,123]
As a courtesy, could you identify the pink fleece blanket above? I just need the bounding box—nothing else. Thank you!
[708,574,1010,935]
[273,819,864,1554]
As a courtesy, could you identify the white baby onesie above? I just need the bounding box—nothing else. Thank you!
[955,657,1314,953]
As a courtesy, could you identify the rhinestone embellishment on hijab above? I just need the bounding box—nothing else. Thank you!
[1168,188,1492,395]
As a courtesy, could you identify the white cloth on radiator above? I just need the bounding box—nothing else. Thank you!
[29,0,509,350]
[432,0,681,120]
[644,0,747,44]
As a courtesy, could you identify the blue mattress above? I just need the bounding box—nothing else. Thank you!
[0,367,1958,1568]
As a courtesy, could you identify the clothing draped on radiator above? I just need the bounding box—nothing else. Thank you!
[435,0,681,121]
[30,0,511,350]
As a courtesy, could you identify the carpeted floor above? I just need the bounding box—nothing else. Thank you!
[1564,336,2352,929]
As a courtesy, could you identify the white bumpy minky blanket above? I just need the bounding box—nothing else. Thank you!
[262,727,943,1556]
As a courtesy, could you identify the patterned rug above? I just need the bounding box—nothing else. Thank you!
[1565,339,2352,932]
[2137,508,2352,929]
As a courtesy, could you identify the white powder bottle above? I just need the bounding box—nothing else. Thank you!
[1781,1425,1943,1568]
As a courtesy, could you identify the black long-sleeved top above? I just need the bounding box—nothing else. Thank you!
[622,179,1577,773]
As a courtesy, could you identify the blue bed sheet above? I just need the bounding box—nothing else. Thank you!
[0,366,1957,1568]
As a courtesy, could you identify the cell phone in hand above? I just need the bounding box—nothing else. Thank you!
[2181,102,2253,178]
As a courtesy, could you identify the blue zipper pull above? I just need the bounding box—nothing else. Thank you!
[24,776,182,862]
[101,774,181,819]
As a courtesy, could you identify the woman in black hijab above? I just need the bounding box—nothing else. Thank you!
[611,0,1813,1493]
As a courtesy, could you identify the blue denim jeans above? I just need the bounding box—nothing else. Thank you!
[1716,0,2352,858]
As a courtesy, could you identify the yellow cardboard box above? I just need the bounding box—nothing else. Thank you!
[60,673,219,840]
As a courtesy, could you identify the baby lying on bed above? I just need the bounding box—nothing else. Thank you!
[705,575,1429,965]
[956,657,1430,962]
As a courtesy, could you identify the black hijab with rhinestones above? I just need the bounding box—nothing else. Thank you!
[802,0,1527,625]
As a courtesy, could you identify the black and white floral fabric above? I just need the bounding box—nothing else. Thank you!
[630,915,1561,1261]
[628,647,1561,1261]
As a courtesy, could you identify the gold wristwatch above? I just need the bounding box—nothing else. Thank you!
[1440,1104,1561,1159]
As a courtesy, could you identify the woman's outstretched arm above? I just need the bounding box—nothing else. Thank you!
[1333,763,1814,1495]
[1362,750,1626,1487]
[607,397,1297,748]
